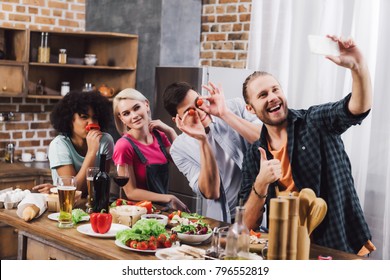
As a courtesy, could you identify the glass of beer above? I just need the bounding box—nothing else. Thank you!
[57,176,77,228]
[86,167,99,214]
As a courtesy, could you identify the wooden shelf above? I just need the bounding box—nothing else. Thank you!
[26,95,62,100]
[0,27,138,98]
[29,62,135,70]
[0,27,28,97]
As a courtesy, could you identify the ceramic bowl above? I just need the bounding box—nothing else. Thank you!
[177,232,212,244]
[84,54,97,65]
[141,214,168,226]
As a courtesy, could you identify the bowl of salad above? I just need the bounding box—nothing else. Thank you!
[172,221,212,244]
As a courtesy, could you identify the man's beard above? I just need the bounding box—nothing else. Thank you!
[252,104,288,127]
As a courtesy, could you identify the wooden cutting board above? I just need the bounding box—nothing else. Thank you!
[249,233,268,254]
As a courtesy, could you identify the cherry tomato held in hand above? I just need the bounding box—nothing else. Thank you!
[188,108,196,116]
[195,97,203,108]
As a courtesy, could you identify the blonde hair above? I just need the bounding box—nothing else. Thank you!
[113,88,150,134]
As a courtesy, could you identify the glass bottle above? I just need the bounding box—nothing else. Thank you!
[38,32,44,63]
[205,227,220,259]
[224,205,250,259]
[43,32,50,63]
[93,154,110,213]
[58,49,67,64]
[36,78,45,95]
[61,81,70,96]
[5,143,15,163]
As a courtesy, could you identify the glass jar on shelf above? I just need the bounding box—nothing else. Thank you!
[58,49,67,64]
[61,81,70,96]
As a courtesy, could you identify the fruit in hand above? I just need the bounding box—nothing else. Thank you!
[86,123,100,132]
[188,109,196,116]
[195,97,203,107]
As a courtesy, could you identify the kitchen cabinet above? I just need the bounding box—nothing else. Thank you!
[0,27,28,97]
[0,26,138,99]
[0,162,52,259]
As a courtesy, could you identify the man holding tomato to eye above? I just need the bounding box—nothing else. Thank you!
[163,82,262,223]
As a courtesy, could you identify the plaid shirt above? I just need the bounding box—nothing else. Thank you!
[240,93,372,253]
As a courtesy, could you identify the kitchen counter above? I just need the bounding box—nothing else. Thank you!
[0,208,365,260]
[0,161,51,177]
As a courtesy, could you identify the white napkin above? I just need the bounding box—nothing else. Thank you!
[16,193,47,219]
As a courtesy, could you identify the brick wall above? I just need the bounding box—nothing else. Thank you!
[200,0,252,68]
[0,0,85,159]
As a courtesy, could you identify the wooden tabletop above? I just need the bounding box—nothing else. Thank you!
[0,208,364,260]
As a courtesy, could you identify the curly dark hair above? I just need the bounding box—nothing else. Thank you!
[50,90,112,137]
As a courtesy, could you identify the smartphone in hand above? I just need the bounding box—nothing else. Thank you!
[308,35,340,56]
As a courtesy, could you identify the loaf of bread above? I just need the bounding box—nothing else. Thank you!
[22,205,40,222]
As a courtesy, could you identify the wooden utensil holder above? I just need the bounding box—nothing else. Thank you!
[296,225,310,260]
[268,198,288,260]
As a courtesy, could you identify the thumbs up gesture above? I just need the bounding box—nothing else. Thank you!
[255,147,282,187]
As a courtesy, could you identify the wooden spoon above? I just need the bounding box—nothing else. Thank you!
[307,197,327,235]
[298,188,316,226]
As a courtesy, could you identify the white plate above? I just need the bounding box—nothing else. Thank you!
[77,223,129,238]
[48,212,90,222]
[115,239,159,253]
[155,246,205,260]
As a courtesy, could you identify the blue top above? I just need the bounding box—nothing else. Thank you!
[48,133,114,185]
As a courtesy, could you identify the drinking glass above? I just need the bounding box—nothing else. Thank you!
[217,226,230,259]
[86,167,99,213]
[113,163,129,199]
[57,176,77,228]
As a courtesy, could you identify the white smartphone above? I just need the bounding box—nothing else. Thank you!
[308,35,340,56]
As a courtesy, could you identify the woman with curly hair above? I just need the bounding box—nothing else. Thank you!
[33,91,114,195]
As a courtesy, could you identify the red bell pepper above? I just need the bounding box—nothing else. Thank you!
[90,210,112,234]
[135,200,153,214]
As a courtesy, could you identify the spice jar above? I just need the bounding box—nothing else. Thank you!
[58,49,67,64]
[61,81,70,96]
[5,143,15,164]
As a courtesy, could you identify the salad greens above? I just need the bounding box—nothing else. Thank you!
[71,208,89,224]
[116,219,167,243]
[171,220,211,235]
[180,212,204,219]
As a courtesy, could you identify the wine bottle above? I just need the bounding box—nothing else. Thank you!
[93,154,110,213]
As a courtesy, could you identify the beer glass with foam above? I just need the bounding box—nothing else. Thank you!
[57,176,77,228]
[86,167,99,213]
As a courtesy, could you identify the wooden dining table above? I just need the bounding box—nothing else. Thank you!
[0,208,365,260]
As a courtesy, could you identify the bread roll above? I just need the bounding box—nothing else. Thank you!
[22,205,40,222]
